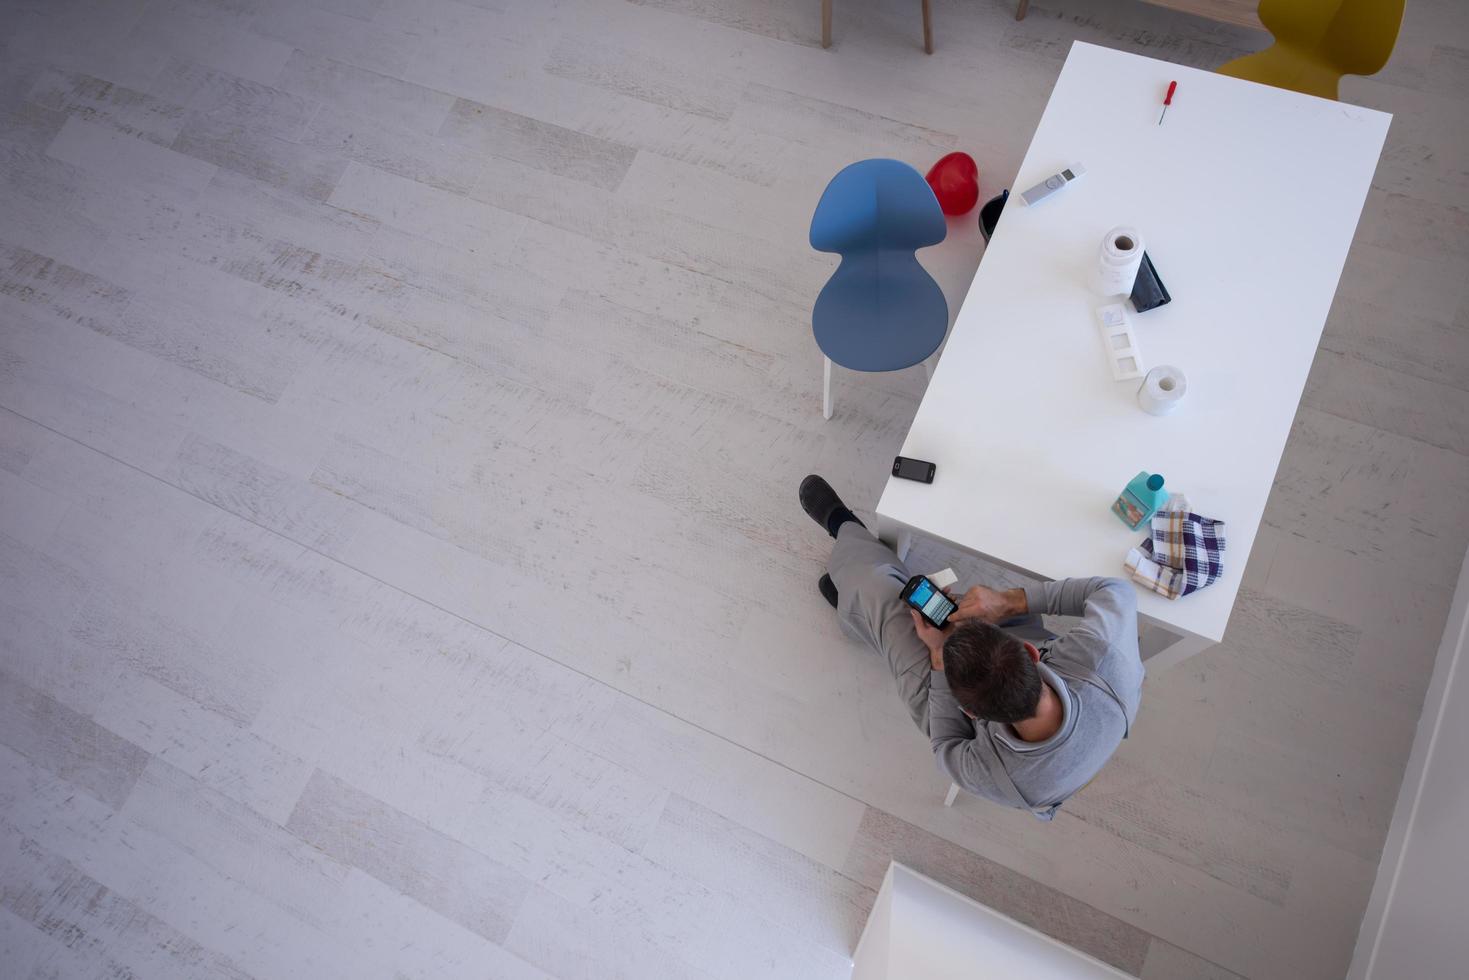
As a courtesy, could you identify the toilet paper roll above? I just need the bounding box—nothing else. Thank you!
[1137,365,1186,415]
[1097,226,1144,296]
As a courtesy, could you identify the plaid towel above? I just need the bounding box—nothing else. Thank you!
[1123,495,1226,599]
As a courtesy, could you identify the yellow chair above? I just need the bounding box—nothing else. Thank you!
[1217,0,1406,101]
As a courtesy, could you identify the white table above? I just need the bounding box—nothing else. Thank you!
[851,862,1136,979]
[877,41,1390,668]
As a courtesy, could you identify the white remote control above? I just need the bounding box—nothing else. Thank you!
[1020,163,1086,205]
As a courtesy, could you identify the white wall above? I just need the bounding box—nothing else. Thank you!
[1348,546,1469,980]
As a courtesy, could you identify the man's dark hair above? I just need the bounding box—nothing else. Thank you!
[942,622,1042,723]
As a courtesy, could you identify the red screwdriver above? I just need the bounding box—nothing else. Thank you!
[1158,80,1177,125]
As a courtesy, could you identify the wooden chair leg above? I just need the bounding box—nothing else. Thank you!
[822,0,832,48]
[922,0,933,54]
[1016,0,1030,21]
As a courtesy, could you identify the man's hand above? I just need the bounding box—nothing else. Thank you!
[952,585,1028,624]
[909,609,952,671]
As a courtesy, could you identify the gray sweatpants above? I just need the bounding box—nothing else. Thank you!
[827,523,933,734]
[826,523,1055,736]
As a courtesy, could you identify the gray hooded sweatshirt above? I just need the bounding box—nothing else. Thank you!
[928,577,1145,814]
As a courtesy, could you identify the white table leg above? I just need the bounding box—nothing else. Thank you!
[822,356,833,420]
[944,781,961,807]
[874,514,915,562]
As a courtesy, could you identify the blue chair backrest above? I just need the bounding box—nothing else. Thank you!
[809,159,947,255]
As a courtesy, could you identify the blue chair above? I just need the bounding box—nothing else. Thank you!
[810,159,948,419]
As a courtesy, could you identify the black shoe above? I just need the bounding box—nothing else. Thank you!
[800,474,857,537]
[818,573,838,609]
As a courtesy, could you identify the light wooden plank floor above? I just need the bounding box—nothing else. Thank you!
[2,1,1467,978]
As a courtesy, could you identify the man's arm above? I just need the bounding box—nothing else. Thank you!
[956,577,1139,664]
[928,673,1018,806]
[1023,576,1120,617]
[952,585,1028,624]
[909,609,1024,807]
[1025,576,1138,666]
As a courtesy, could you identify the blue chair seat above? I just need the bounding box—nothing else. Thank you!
[813,249,949,371]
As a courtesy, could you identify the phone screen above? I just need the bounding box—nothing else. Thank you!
[895,457,932,482]
[907,577,957,627]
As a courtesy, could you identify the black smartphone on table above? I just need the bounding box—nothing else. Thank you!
[892,456,936,483]
[901,574,957,629]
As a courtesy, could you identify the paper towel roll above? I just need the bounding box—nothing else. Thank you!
[1137,365,1186,415]
[1097,226,1144,296]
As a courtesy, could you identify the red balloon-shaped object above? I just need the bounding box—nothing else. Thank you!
[925,152,980,216]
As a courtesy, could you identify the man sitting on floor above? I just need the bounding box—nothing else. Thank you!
[799,475,1145,820]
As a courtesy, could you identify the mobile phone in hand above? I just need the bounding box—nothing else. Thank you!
[901,574,957,628]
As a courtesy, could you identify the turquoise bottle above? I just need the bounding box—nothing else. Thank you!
[1112,472,1169,530]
